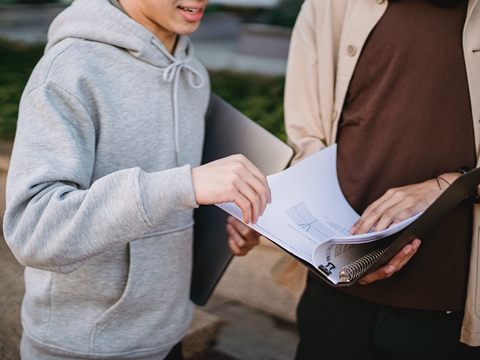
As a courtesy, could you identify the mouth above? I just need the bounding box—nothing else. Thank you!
[178,5,201,14]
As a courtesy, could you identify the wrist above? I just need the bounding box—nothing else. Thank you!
[435,173,460,191]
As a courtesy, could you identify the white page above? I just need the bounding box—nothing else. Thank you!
[217,144,417,266]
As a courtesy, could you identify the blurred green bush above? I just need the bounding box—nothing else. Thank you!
[265,0,304,28]
[0,39,45,140]
[0,39,286,142]
[210,70,286,142]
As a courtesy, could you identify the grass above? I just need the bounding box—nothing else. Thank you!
[0,39,286,142]
[0,39,45,140]
[210,70,286,142]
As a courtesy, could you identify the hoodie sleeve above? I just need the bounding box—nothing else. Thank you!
[3,82,198,274]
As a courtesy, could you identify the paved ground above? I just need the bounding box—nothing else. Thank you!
[0,236,24,360]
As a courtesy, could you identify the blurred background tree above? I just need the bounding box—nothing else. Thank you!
[0,40,44,140]
[265,0,304,28]
[0,0,61,4]
[0,40,286,142]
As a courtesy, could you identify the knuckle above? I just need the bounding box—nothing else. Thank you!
[369,208,380,217]
[386,188,398,197]
[404,194,416,206]
[232,154,246,164]
[403,206,414,218]
[382,210,393,220]
[251,192,260,203]
[383,272,393,279]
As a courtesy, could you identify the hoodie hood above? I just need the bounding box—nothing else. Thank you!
[45,0,207,165]
[46,0,193,68]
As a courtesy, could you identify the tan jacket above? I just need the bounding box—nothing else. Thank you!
[282,0,480,346]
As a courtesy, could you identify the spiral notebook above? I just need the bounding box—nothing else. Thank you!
[331,166,480,286]
[279,165,480,286]
[190,94,293,306]
[217,144,480,287]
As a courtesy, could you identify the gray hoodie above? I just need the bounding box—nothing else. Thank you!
[3,0,210,358]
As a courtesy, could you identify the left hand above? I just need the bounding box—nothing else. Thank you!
[226,216,261,256]
[350,173,459,235]
[358,238,421,284]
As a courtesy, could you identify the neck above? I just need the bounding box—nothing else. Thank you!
[119,0,178,54]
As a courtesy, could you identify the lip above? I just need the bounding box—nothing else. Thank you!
[178,4,206,23]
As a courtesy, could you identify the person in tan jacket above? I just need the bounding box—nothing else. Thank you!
[281,0,480,358]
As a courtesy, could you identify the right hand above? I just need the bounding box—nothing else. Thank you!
[191,154,271,224]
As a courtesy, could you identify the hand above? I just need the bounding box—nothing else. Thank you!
[351,173,458,285]
[350,173,460,235]
[358,239,421,284]
[192,155,271,224]
[226,216,261,256]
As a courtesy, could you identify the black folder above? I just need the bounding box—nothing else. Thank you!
[190,94,293,306]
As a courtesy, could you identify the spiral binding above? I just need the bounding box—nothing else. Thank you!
[338,247,387,283]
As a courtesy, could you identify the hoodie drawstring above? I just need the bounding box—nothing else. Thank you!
[152,39,205,166]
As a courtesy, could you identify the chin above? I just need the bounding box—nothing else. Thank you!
[177,23,201,36]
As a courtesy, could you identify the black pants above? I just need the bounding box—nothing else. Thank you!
[295,277,480,360]
[165,342,184,360]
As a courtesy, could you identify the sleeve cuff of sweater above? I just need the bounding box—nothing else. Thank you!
[139,165,199,225]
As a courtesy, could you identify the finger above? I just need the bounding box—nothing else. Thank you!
[237,172,270,219]
[228,237,247,256]
[358,264,395,284]
[231,192,253,224]
[373,203,416,233]
[234,181,260,223]
[226,223,246,248]
[228,216,252,238]
[352,198,401,234]
[350,201,389,235]
[226,222,260,250]
[239,157,272,205]
[232,176,267,224]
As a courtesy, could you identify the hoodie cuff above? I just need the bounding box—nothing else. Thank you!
[139,165,199,226]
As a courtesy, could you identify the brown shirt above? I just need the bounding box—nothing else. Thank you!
[335,0,475,311]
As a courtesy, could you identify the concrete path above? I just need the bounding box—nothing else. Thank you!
[0,5,288,76]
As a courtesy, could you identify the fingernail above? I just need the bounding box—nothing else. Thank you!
[385,266,394,275]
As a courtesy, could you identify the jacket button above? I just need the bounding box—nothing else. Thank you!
[347,45,357,56]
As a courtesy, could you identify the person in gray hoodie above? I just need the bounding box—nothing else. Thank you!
[2,0,270,359]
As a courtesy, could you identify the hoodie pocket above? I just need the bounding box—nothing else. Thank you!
[89,228,194,356]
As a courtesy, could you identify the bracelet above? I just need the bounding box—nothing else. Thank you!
[435,176,450,190]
